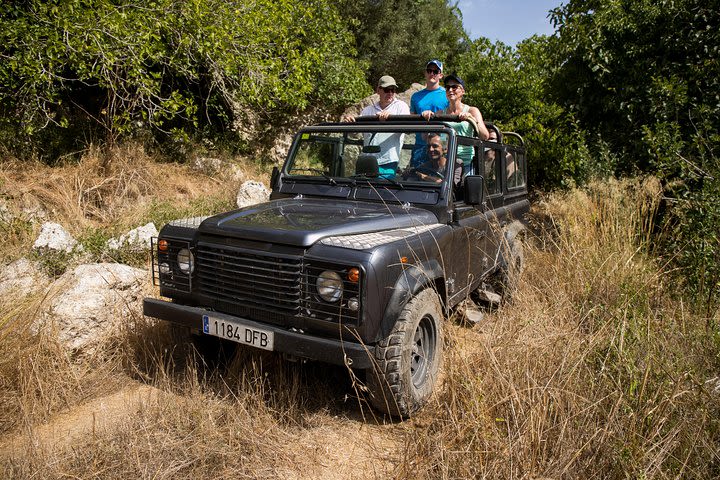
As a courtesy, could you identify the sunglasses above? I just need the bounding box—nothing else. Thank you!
[426,68,441,75]
[446,84,461,90]
[381,87,396,93]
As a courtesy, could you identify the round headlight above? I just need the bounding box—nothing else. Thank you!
[177,248,195,274]
[316,270,343,302]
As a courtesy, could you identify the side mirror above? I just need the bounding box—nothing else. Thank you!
[464,175,485,206]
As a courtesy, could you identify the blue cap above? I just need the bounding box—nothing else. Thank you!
[426,59,443,72]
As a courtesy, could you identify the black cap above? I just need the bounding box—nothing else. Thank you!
[443,74,465,89]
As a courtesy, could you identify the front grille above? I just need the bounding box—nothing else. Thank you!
[195,243,302,317]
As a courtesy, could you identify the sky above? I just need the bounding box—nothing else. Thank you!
[457,0,562,47]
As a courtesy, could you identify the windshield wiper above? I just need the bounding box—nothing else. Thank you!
[350,173,404,189]
[290,168,337,185]
[381,175,404,189]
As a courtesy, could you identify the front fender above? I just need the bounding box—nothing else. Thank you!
[377,260,444,341]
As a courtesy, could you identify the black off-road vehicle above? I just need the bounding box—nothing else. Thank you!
[143,115,529,417]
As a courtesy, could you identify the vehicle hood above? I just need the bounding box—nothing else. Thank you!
[199,198,439,247]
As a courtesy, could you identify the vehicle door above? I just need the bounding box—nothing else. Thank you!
[447,135,498,304]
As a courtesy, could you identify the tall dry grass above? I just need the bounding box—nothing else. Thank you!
[1,168,718,478]
[0,143,264,264]
[0,301,378,478]
[404,177,720,479]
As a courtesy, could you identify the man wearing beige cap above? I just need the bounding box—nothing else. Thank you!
[343,75,409,175]
[344,75,410,121]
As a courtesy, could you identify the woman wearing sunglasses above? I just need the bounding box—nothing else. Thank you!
[422,74,489,175]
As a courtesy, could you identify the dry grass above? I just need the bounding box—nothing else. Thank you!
[1,158,718,479]
[0,143,266,264]
[0,297,397,478]
[404,177,720,479]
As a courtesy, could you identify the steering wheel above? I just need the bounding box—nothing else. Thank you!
[405,166,445,181]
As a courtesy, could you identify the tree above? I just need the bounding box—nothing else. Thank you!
[454,35,592,188]
[338,0,468,88]
[0,0,369,160]
[549,0,720,305]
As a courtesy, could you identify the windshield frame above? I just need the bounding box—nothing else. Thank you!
[282,124,458,190]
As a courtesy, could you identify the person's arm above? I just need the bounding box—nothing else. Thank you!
[461,107,490,140]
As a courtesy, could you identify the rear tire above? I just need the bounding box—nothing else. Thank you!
[367,288,444,417]
[495,234,524,303]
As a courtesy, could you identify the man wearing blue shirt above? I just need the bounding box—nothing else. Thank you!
[410,59,449,166]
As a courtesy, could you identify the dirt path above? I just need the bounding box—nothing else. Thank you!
[0,319,488,478]
[1,379,404,478]
[0,382,164,457]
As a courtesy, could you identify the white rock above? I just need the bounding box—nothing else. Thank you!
[464,308,485,325]
[706,377,720,396]
[0,200,11,224]
[21,203,49,223]
[236,180,270,208]
[42,263,147,350]
[191,156,224,175]
[33,222,80,253]
[227,164,246,182]
[106,222,158,250]
[0,258,50,297]
[192,156,246,182]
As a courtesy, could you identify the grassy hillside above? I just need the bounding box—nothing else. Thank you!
[1,153,718,478]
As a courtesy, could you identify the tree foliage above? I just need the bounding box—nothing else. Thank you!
[338,0,468,88]
[453,36,592,188]
[549,0,720,173]
[0,0,369,159]
[549,0,720,305]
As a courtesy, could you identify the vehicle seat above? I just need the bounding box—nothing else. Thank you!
[355,154,379,176]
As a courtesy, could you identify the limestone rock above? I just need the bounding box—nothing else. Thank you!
[42,263,147,350]
[106,222,158,250]
[463,306,486,325]
[191,156,224,175]
[236,180,270,209]
[33,222,81,253]
[192,156,245,181]
[0,258,50,297]
[0,200,11,224]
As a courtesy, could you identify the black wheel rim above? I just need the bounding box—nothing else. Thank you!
[410,314,436,389]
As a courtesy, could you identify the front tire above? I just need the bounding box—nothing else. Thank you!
[367,288,444,417]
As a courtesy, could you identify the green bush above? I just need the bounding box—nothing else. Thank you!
[0,0,369,160]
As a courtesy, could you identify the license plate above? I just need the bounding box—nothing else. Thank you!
[202,315,274,351]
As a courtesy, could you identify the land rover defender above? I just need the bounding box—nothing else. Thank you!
[143,115,529,417]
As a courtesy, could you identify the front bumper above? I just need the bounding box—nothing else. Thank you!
[143,298,373,369]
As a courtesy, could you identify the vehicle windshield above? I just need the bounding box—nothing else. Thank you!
[285,129,452,186]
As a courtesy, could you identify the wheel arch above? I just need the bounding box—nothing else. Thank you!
[377,259,445,341]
